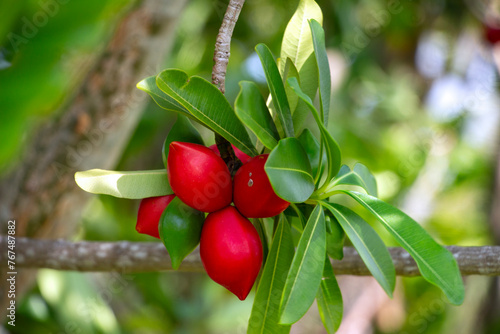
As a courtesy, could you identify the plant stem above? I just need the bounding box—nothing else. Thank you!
[212,0,245,94]
[212,0,246,174]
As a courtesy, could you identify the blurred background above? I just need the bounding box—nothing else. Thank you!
[1,0,500,333]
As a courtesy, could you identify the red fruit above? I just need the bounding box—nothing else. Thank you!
[233,154,290,218]
[485,24,500,45]
[136,195,175,238]
[209,143,251,164]
[200,206,263,300]
[168,142,232,212]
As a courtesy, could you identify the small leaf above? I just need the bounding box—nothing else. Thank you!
[309,19,331,126]
[298,129,325,178]
[326,216,345,260]
[159,197,204,269]
[75,169,172,199]
[353,163,378,197]
[265,138,315,203]
[280,205,326,325]
[282,58,300,115]
[287,77,341,184]
[235,81,280,150]
[322,202,396,297]
[280,0,323,73]
[248,216,294,334]
[156,69,257,156]
[162,115,205,169]
[256,44,294,138]
[341,191,465,305]
[330,164,377,197]
[137,76,190,115]
[316,258,343,333]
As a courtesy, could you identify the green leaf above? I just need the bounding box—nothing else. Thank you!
[162,115,205,169]
[280,205,326,325]
[159,197,204,269]
[156,69,257,156]
[309,19,331,126]
[292,53,319,132]
[287,77,341,184]
[254,218,270,267]
[341,191,465,305]
[256,44,294,138]
[136,76,190,115]
[322,202,396,297]
[353,163,378,197]
[326,216,345,260]
[297,129,325,178]
[265,138,315,203]
[279,0,323,73]
[282,58,300,115]
[248,216,294,334]
[75,169,172,199]
[235,81,280,150]
[316,258,343,334]
[329,164,377,197]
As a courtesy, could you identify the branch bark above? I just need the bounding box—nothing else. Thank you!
[212,0,245,94]
[3,236,499,276]
[212,0,246,174]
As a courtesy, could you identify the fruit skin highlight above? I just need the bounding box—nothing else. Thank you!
[209,143,251,164]
[200,206,263,300]
[168,141,232,212]
[136,195,175,238]
[233,154,290,218]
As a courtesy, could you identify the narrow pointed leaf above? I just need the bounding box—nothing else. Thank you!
[280,0,323,73]
[280,205,326,324]
[316,258,343,333]
[293,53,320,132]
[309,19,331,126]
[287,77,341,183]
[75,169,172,199]
[248,216,294,334]
[265,137,315,203]
[326,216,345,260]
[322,202,396,297]
[341,190,465,305]
[330,164,377,197]
[162,115,204,168]
[283,58,300,115]
[156,69,257,156]
[298,128,325,178]
[159,197,204,269]
[256,44,294,138]
[235,81,280,149]
[353,163,378,197]
[137,76,190,115]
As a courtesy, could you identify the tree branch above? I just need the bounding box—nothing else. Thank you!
[3,236,499,276]
[212,0,245,94]
[211,0,245,174]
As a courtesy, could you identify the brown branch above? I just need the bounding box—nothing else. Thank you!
[3,236,499,276]
[211,0,246,173]
[212,0,245,94]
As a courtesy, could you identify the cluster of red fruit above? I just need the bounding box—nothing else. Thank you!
[136,142,290,300]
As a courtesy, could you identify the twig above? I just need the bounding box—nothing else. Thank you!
[211,0,246,173]
[212,0,245,94]
[2,236,499,276]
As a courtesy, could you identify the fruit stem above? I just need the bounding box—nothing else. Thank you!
[215,134,242,175]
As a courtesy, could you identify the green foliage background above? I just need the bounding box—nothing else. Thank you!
[1,0,498,333]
